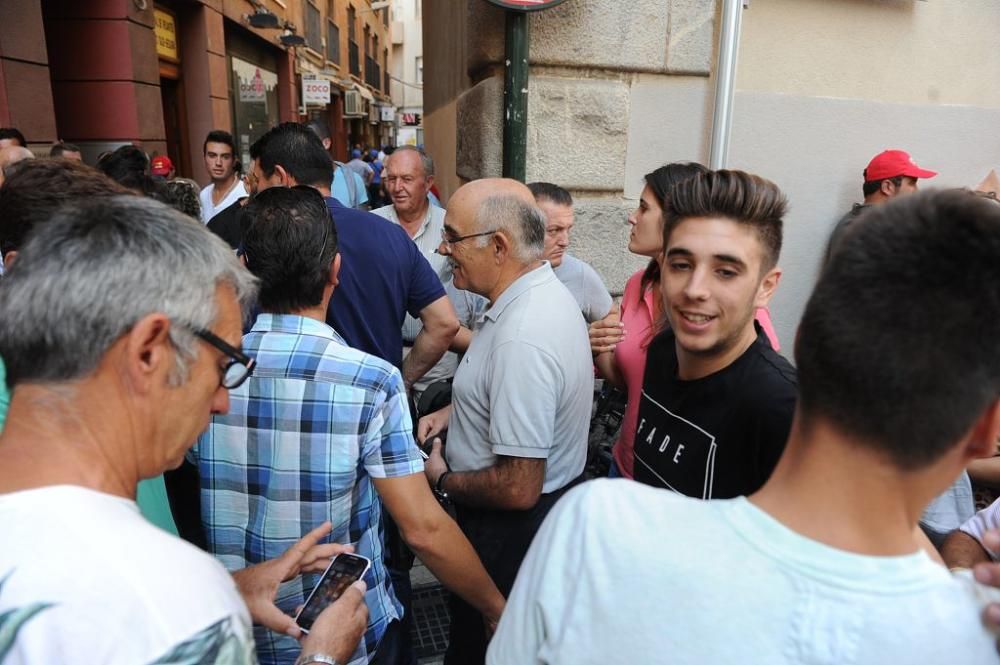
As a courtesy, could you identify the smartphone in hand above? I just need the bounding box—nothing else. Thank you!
[294,553,372,633]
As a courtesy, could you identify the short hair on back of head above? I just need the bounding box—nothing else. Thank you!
[204,130,236,155]
[862,176,903,198]
[0,128,26,146]
[796,189,1000,470]
[527,182,572,208]
[49,141,81,158]
[161,178,203,220]
[241,186,338,313]
[473,194,546,263]
[388,145,434,177]
[0,159,131,255]
[0,196,258,387]
[253,122,334,188]
[305,119,331,144]
[663,169,786,272]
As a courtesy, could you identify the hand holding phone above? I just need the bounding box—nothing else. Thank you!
[295,553,372,633]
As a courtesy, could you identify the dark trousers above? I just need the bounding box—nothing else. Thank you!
[444,475,585,665]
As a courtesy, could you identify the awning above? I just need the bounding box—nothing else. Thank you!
[354,82,375,103]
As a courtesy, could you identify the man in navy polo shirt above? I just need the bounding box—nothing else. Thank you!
[250,122,459,389]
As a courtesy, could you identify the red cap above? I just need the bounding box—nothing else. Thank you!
[863,150,937,182]
[151,155,174,176]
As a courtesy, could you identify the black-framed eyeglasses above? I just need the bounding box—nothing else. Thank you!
[438,228,497,251]
[192,328,256,389]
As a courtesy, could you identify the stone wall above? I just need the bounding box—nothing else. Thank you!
[450,0,718,294]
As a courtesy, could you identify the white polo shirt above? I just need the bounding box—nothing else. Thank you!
[446,262,592,493]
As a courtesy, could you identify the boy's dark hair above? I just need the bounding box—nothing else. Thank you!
[862,175,905,198]
[251,122,333,188]
[527,182,573,208]
[0,128,26,146]
[49,141,81,158]
[664,169,786,272]
[0,159,131,255]
[203,130,236,155]
[796,189,1000,470]
[241,186,338,313]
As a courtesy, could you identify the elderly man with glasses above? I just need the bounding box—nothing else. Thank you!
[415,179,593,665]
[0,196,369,665]
[188,186,504,665]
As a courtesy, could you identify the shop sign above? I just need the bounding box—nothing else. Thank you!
[379,105,395,122]
[483,0,568,11]
[154,8,179,61]
[240,68,267,103]
[401,113,421,126]
[302,77,331,106]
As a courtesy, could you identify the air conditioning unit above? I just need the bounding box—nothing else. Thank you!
[344,90,364,117]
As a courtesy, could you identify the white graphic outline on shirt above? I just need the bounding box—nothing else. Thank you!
[634,389,717,499]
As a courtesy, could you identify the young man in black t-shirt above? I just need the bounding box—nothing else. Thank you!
[633,170,798,498]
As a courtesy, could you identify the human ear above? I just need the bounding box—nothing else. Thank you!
[123,313,174,394]
[754,266,782,308]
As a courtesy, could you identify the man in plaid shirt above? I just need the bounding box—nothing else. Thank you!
[189,186,504,665]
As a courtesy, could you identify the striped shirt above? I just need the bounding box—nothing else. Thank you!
[189,313,424,665]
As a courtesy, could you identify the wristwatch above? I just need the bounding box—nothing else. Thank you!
[434,470,452,500]
[295,654,341,665]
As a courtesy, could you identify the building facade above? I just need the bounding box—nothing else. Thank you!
[389,0,423,146]
[423,0,1000,353]
[0,0,393,183]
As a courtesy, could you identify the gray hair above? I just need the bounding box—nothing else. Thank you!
[0,196,258,387]
[473,195,546,263]
[389,145,434,177]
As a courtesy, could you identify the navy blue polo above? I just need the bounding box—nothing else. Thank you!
[325,197,445,369]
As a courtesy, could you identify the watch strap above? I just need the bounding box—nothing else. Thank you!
[435,470,452,498]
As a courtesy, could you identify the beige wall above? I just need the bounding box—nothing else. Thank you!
[738,0,1000,108]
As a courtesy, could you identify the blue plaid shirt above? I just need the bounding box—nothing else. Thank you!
[189,314,424,665]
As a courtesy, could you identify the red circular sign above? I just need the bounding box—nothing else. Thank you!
[484,0,569,11]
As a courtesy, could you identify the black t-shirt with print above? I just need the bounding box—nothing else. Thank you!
[633,326,798,499]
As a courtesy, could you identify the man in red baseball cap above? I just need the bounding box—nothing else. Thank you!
[825,149,937,264]
[150,155,175,180]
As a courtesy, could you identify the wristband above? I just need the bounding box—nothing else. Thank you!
[295,654,341,665]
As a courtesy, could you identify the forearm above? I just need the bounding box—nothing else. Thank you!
[450,326,474,354]
[442,463,541,511]
[968,457,1000,489]
[404,508,505,621]
[941,530,992,569]
[402,327,453,387]
[594,351,623,388]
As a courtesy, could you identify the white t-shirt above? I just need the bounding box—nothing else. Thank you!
[551,253,612,324]
[488,480,1000,665]
[0,485,254,664]
[961,496,1000,561]
[200,179,248,224]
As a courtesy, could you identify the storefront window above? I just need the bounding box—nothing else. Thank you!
[229,55,279,168]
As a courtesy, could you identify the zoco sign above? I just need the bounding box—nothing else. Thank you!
[483,0,568,11]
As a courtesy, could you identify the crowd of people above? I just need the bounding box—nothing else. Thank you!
[2,120,1000,665]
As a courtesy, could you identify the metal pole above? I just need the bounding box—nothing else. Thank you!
[502,10,529,181]
[709,0,745,170]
